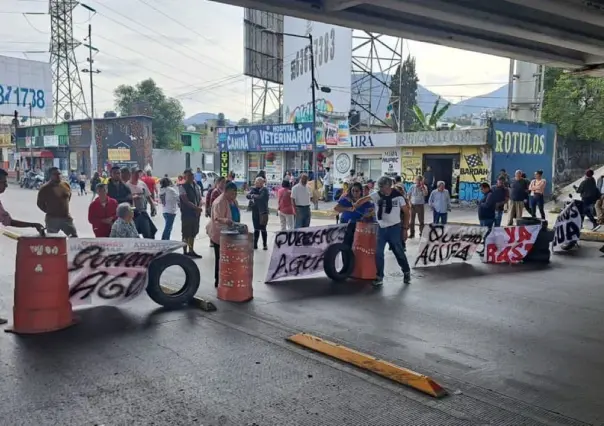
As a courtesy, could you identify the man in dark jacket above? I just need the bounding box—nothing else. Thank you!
[478,182,496,228]
[491,178,508,227]
[107,165,132,205]
[575,169,600,230]
[507,170,529,226]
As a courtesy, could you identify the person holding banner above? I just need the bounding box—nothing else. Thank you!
[334,182,375,247]
[354,176,411,286]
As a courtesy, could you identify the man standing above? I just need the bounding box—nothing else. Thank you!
[322,167,332,201]
[408,175,427,238]
[354,176,411,286]
[498,169,510,187]
[88,183,118,237]
[291,173,312,229]
[37,167,78,236]
[428,181,451,224]
[126,167,157,239]
[107,165,132,204]
[195,167,203,189]
[179,168,203,258]
[141,170,158,201]
[507,170,529,226]
[0,168,44,324]
[478,182,496,228]
[492,177,509,227]
[205,176,225,247]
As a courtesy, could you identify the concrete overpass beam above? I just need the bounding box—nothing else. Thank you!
[505,0,604,29]
[377,0,604,58]
[323,0,365,12]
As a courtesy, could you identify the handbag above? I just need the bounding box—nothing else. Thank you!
[259,212,269,227]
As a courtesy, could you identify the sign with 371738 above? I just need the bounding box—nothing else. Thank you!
[0,85,46,110]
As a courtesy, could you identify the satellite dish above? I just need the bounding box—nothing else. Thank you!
[64,112,71,121]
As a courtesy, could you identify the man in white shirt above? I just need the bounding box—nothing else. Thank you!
[322,167,332,201]
[355,176,411,286]
[291,173,312,229]
[125,167,157,238]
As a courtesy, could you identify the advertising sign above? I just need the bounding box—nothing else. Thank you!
[282,17,352,148]
[490,120,556,194]
[0,124,11,146]
[0,55,53,119]
[381,149,400,177]
[217,123,315,152]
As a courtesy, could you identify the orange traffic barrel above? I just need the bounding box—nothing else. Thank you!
[217,232,254,302]
[8,236,74,334]
[351,222,378,280]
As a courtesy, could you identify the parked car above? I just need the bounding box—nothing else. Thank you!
[201,171,218,191]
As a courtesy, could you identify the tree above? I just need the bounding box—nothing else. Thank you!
[114,79,185,149]
[237,118,250,125]
[542,72,604,140]
[389,54,419,132]
[412,97,456,131]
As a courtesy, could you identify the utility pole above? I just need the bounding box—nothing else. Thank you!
[29,104,33,170]
[308,33,319,210]
[82,22,100,174]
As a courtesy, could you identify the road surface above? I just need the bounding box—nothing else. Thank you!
[0,187,602,425]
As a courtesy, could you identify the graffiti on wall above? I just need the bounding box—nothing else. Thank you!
[401,149,422,191]
[554,137,604,187]
[457,146,490,202]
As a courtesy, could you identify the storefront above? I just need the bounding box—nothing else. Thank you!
[397,129,490,201]
[217,123,316,188]
[331,132,398,183]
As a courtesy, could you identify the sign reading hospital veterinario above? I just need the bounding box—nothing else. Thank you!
[266,224,347,282]
[0,55,53,118]
[67,239,184,305]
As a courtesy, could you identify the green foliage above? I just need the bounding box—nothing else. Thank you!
[114,79,185,149]
[389,55,419,131]
[237,118,250,125]
[412,97,456,131]
[542,71,604,140]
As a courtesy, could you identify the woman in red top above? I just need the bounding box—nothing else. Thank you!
[88,183,118,237]
[277,179,295,231]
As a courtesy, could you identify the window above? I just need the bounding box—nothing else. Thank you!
[181,134,192,147]
[69,125,82,136]
[107,124,113,135]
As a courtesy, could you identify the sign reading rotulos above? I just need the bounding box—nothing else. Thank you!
[397,129,488,147]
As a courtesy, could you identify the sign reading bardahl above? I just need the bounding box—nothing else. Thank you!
[266,224,347,282]
[484,225,540,264]
[67,239,184,305]
[415,224,488,268]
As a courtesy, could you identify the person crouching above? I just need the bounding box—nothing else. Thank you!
[110,203,140,238]
[354,176,411,286]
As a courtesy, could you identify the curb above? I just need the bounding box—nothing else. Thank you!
[447,221,604,242]
[287,333,447,398]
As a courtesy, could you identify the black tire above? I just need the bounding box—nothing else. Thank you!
[146,253,200,309]
[323,243,355,282]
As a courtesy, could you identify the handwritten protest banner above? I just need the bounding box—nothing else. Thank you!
[484,225,540,264]
[265,224,347,282]
[414,224,488,268]
[68,239,184,305]
[552,201,581,252]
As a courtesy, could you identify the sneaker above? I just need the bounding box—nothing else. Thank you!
[593,224,602,232]
[188,251,203,259]
[263,246,268,251]
[403,272,411,284]
[372,279,384,287]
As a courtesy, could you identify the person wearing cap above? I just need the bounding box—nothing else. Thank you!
[110,203,140,238]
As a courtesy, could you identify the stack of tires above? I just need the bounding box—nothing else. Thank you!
[517,217,553,264]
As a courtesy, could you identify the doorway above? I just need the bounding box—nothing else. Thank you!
[423,154,459,192]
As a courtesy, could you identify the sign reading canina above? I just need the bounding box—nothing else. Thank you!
[217,123,315,152]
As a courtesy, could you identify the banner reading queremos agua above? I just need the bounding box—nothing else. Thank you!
[552,201,581,251]
[68,239,184,305]
[414,224,489,268]
[484,225,541,264]
[265,224,347,282]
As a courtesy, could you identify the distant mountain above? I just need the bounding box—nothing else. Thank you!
[183,112,236,126]
[184,77,509,125]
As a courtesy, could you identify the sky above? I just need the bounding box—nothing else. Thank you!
[1,0,511,121]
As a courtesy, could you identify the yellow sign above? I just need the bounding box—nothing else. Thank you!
[0,125,11,147]
[401,150,422,184]
[107,148,131,162]
[459,146,490,183]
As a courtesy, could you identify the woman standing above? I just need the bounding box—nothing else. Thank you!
[78,171,87,196]
[159,177,179,240]
[247,177,270,250]
[334,182,375,247]
[529,170,547,220]
[207,182,242,287]
[277,179,295,231]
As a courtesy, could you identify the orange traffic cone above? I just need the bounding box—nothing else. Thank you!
[217,232,254,302]
[7,236,75,334]
[351,222,378,280]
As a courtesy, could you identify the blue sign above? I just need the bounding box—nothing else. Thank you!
[0,85,46,109]
[218,123,317,152]
[490,120,556,194]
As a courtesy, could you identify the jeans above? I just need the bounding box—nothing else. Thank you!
[583,201,597,225]
[376,223,410,280]
[530,194,545,219]
[494,210,503,227]
[479,218,495,228]
[162,213,176,240]
[433,211,448,224]
[295,205,311,229]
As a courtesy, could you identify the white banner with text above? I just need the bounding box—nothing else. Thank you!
[265,224,347,282]
[484,225,541,264]
[67,239,184,305]
[552,201,582,252]
[414,224,488,268]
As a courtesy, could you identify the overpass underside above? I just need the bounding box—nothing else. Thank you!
[212,0,604,74]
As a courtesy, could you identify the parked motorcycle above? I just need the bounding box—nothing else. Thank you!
[20,170,44,190]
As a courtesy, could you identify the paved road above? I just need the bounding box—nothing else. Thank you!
[0,187,602,425]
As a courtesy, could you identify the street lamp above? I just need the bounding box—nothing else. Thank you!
[262,28,330,210]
